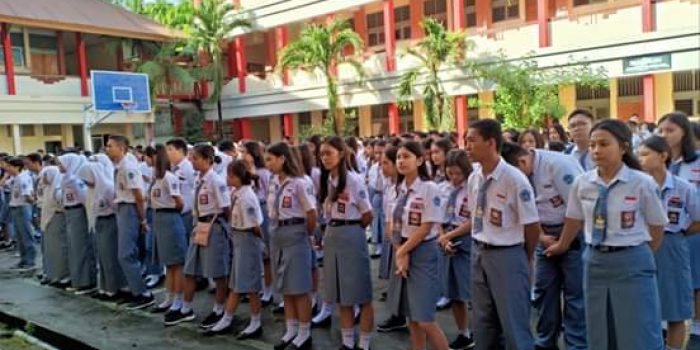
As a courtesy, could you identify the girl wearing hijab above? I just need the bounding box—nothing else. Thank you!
[39,166,70,286]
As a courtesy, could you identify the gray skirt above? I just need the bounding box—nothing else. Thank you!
[386,238,440,322]
[184,218,230,279]
[378,238,393,280]
[655,232,693,322]
[153,210,187,266]
[229,229,264,293]
[323,224,372,305]
[65,206,96,288]
[445,236,472,301]
[270,223,312,295]
[95,215,127,293]
[43,212,69,282]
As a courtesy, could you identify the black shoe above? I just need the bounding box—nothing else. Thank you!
[449,334,475,349]
[272,304,285,314]
[93,292,112,301]
[376,315,407,332]
[338,346,354,350]
[199,312,223,329]
[151,303,172,314]
[311,314,331,328]
[240,294,250,303]
[274,339,292,350]
[534,346,558,350]
[51,280,71,290]
[236,326,263,340]
[370,253,381,259]
[164,309,195,326]
[126,294,155,310]
[202,324,232,337]
[260,296,273,307]
[290,337,312,350]
[115,291,133,305]
[39,277,50,285]
[378,292,387,302]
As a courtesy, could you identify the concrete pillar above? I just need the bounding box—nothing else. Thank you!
[654,72,673,120]
[609,78,618,119]
[359,106,372,137]
[558,85,577,125]
[642,74,655,123]
[62,124,75,148]
[11,124,21,155]
[269,115,282,142]
[413,100,425,131]
[478,91,495,119]
[311,110,324,128]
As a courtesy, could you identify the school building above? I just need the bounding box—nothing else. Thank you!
[0,0,181,155]
[213,0,699,142]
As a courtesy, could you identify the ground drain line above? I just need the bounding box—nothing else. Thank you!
[13,330,59,350]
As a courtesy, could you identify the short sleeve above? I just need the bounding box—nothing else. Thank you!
[514,178,539,225]
[565,177,585,220]
[686,183,700,222]
[354,176,372,214]
[241,193,263,227]
[212,177,232,209]
[20,176,33,197]
[423,182,445,224]
[167,175,181,197]
[640,178,667,227]
[124,165,143,191]
[549,158,583,203]
[297,179,316,212]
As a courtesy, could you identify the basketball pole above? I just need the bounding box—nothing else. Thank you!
[83,103,114,153]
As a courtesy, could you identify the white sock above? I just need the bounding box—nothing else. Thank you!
[311,293,318,308]
[461,328,472,338]
[213,303,224,315]
[354,305,361,319]
[210,312,233,332]
[157,298,172,309]
[262,287,272,301]
[341,328,355,348]
[170,294,183,311]
[359,332,372,350]
[242,313,262,334]
[292,322,311,346]
[181,301,192,314]
[313,303,333,322]
[141,291,152,297]
[282,319,298,342]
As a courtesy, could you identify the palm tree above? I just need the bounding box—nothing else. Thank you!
[278,19,364,135]
[397,18,471,131]
[188,0,251,140]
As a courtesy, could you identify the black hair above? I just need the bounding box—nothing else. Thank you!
[375,140,387,148]
[547,141,566,152]
[192,143,216,165]
[549,123,569,143]
[519,128,545,149]
[144,145,157,160]
[266,142,303,177]
[295,144,314,177]
[26,153,42,164]
[108,134,130,149]
[430,138,452,179]
[153,144,170,179]
[469,119,504,152]
[567,108,594,121]
[243,141,265,169]
[165,137,188,154]
[228,158,258,187]
[590,119,642,170]
[306,135,322,167]
[640,135,672,168]
[692,122,700,143]
[319,136,348,204]
[503,128,520,143]
[384,145,399,164]
[7,157,25,169]
[421,138,434,154]
[445,149,473,182]
[218,140,235,153]
[658,112,698,163]
[500,142,530,167]
[396,141,430,189]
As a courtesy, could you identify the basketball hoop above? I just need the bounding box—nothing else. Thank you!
[121,102,137,119]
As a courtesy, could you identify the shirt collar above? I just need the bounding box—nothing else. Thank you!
[661,171,675,191]
[587,164,631,185]
[481,158,507,181]
[400,177,423,193]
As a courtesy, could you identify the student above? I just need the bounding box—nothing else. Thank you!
[439,149,475,350]
[58,153,97,294]
[430,138,453,310]
[692,121,700,150]
[657,111,700,336]
[7,157,37,270]
[464,119,540,350]
[149,145,187,314]
[205,159,265,339]
[319,136,374,350]
[142,146,163,289]
[546,119,667,350]
[501,142,586,350]
[240,141,274,306]
[80,154,127,301]
[167,144,231,328]
[638,135,700,350]
[518,128,545,150]
[106,135,155,310]
[165,138,195,246]
[367,140,386,260]
[564,109,595,171]
[388,141,449,350]
[265,142,317,350]
[39,166,69,286]
[0,156,17,250]
[548,123,569,145]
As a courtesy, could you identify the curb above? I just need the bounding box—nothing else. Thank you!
[0,308,97,350]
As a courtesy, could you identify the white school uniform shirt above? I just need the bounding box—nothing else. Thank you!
[255,168,271,204]
[33,171,44,208]
[267,175,316,221]
[391,178,444,240]
[671,155,700,189]
[324,171,372,221]
[139,161,152,197]
[382,178,398,222]
[114,156,144,204]
[195,168,230,217]
[214,152,232,177]
[311,167,321,197]
[566,144,595,171]
[467,159,540,246]
[444,180,471,227]
[367,163,380,190]
[530,150,584,226]
[659,173,700,234]
[566,165,668,246]
[231,185,263,230]
[150,172,182,210]
[9,170,33,207]
[81,163,116,217]
[356,153,368,174]
[172,158,196,214]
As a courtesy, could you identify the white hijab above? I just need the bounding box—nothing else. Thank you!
[40,166,63,231]
[79,154,116,231]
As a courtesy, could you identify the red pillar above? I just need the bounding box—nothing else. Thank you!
[76,33,89,97]
[240,118,252,139]
[642,75,655,123]
[452,0,467,146]
[388,103,400,135]
[475,0,491,30]
[56,31,66,75]
[410,0,423,40]
[641,0,654,32]
[537,0,550,47]
[227,42,237,79]
[1,23,16,95]
[275,26,294,138]
[384,0,400,135]
[351,9,367,56]
[235,36,247,93]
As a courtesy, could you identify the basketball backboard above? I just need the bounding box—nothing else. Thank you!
[90,70,152,113]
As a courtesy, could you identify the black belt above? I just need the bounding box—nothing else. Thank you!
[328,219,362,227]
[542,224,564,234]
[442,223,457,231]
[198,214,222,222]
[400,236,437,244]
[588,244,638,253]
[278,218,306,227]
[64,204,84,210]
[116,202,135,207]
[664,230,685,235]
[97,214,115,219]
[232,227,256,233]
[155,208,180,213]
[473,240,522,250]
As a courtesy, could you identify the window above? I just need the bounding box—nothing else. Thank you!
[399,105,414,132]
[29,34,57,52]
[424,0,448,27]
[465,0,477,27]
[673,70,700,116]
[20,125,35,137]
[371,104,389,135]
[298,112,311,128]
[573,0,607,6]
[673,70,700,92]
[492,0,519,22]
[617,76,643,97]
[576,85,610,100]
[366,11,385,47]
[43,124,62,136]
[395,6,411,41]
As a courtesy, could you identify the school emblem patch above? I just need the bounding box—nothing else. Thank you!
[359,190,367,199]
[128,172,134,180]
[519,189,531,202]
[563,174,574,185]
[247,207,256,215]
[433,196,441,206]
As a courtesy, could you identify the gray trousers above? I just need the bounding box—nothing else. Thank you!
[116,203,146,296]
[96,215,128,294]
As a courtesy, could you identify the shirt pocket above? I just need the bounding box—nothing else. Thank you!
[487,203,506,228]
[612,203,639,234]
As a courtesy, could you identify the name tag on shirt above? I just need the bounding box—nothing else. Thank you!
[66,193,74,201]
[549,195,564,208]
[489,208,502,227]
[668,197,683,209]
[459,200,470,218]
[337,202,346,214]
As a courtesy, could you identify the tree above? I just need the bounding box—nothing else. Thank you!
[278,19,364,135]
[470,54,608,129]
[397,18,471,131]
[187,0,251,140]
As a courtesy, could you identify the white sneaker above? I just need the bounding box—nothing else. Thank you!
[690,321,700,336]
